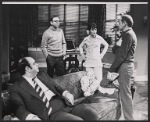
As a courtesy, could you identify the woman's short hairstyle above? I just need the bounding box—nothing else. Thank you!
[18,57,31,75]
[121,14,134,27]
[87,23,97,31]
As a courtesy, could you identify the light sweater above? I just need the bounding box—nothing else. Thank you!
[41,26,66,57]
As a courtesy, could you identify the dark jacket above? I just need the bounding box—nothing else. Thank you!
[109,28,137,72]
[9,71,65,120]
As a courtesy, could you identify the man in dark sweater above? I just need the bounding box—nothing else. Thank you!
[107,14,137,120]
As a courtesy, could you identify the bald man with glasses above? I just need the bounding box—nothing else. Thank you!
[41,16,66,78]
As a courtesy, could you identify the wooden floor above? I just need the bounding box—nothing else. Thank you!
[133,81,148,120]
[119,81,148,120]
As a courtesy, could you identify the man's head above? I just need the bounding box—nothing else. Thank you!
[117,14,134,31]
[50,16,60,28]
[18,57,39,77]
[87,23,97,37]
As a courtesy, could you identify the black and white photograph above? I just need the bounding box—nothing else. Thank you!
[1,1,148,121]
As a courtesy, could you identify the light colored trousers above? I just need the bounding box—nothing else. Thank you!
[118,62,134,120]
[86,66,102,84]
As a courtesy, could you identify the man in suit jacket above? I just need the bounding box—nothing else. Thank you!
[10,57,99,120]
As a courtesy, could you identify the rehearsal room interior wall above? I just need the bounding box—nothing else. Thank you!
[131,4,148,78]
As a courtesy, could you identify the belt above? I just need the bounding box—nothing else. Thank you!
[48,54,63,57]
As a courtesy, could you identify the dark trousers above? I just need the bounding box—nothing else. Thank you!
[49,98,99,120]
[46,55,65,78]
[118,62,134,120]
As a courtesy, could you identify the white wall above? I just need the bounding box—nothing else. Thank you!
[131,4,148,81]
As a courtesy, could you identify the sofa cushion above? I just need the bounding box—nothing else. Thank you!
[87,99,121,120]
[52,71,86,99]
[52,71,121,120]
[80,93,121,120]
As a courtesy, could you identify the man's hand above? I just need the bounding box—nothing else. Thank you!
[63,51,66,56]
[107,71,119,81]
[100,54,104,59]
[116,38,122,46]
[80,53,86,60]
[26,114,41,120]
[32,116,41,120]
[107,71,113,81]
[64,92,74,105]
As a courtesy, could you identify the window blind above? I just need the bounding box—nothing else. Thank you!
[105,4,116,42]
[65,5,79,42]
[38,5,49,35]
[65,4,88,46]
[106,4,116,21]
[105,4,131,45]
[79,5,88,43]
[117,4,130,15]
[37,4,88,47]
[50,5,64,22]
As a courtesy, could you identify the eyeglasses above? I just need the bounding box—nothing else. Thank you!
[53,20,60,23]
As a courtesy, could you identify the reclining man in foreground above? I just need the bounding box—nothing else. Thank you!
[9,57,99,120]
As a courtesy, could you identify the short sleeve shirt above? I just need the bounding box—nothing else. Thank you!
[81,35,105,67]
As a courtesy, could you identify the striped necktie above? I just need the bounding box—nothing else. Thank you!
[33,78,52,115]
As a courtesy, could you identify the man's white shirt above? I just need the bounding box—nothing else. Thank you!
[22,75,68,120]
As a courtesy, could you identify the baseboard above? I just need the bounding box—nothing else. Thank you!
[134,75,148,82]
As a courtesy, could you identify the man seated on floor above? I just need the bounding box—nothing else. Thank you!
[9,57,99,120]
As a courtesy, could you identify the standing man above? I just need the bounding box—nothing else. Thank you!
[107,14,137,120]
[41,16,66,78]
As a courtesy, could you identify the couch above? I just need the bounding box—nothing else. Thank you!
[2,71,121,120]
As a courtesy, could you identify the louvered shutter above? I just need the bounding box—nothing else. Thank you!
[117,4,130,15]
[105,4,130,46]
[65,5,79,43]
[79,5,88,44]
[38,5,49,35]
